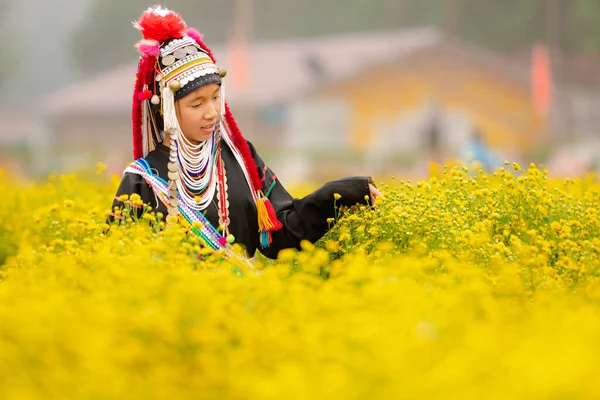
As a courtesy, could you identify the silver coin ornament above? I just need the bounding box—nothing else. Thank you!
[167,162,178,172]
[162,55,176,66]
[173,48,187,60]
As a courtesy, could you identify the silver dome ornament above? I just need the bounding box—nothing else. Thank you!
[150,95,160,105]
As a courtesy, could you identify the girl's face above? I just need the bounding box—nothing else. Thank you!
[175,83,222,143]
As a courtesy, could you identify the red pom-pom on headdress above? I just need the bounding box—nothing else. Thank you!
[134,6,186,43]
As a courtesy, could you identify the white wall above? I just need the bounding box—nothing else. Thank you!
[283,98,350,151]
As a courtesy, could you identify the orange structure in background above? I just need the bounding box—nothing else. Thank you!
[531,44,553,117]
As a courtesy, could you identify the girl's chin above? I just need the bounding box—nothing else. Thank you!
[188,132,213,143]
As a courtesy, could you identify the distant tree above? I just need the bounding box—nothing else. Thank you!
[445,0,600,56]
[0,0,17,91]
[458,0,544,52]
[566,0,600,55]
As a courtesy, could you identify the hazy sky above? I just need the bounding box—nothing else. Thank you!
[1,0,92,104]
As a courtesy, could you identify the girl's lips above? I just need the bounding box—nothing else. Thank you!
[200,123,215,133]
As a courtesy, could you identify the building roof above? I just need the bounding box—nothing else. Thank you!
[40,28,443,117]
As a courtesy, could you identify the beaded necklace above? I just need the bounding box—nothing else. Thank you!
[172,128,219,211]
[169,121,233,239]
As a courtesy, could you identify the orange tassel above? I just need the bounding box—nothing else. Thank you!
[256,196,282,233]
[256,198,273,231]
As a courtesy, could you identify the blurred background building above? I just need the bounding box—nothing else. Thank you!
[1,0,600,182]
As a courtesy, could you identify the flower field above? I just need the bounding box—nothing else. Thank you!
[1,163,600,399]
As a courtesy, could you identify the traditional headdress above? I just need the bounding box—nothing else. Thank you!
[131,6,281,248]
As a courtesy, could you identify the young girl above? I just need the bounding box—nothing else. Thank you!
[111,6,381,260]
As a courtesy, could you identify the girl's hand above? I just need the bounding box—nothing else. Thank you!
[369,184,383,206]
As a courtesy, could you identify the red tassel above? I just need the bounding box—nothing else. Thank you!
[137,89,153,101]
[263,198,282,230]
[132,56,157,160]
[132,62,145,160]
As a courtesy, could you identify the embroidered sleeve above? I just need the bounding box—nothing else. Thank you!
[261,164,278,199]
